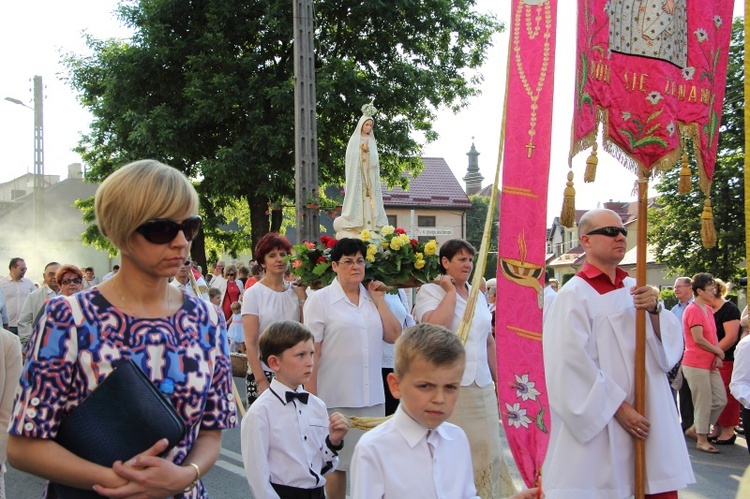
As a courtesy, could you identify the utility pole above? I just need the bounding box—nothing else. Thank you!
[33,75,44,239]
[293,0,319,243]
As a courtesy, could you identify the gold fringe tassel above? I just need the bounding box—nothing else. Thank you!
[560,171,576,227]
[677,150,691,194]
[701,198,716,248]
[584,143,598,183]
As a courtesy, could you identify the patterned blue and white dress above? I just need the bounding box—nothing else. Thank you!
[10,288,236,498]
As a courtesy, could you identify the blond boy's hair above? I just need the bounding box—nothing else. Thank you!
[394,323,465,376]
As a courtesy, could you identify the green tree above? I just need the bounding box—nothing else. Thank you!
[65,0,502,266]
[647,18,745,282]
[466,195,498,279]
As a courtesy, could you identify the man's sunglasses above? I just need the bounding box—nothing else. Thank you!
[135,216,202,244]
[585,226,627,238]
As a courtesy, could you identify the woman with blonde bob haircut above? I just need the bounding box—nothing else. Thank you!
[8,160,236,498]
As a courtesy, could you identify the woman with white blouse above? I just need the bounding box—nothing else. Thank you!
[414,238,516,498]
[241,233,307,407]
[304,238,400,499]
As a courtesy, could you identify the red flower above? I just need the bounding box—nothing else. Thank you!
[321,235,331,245]
[304,241,315,249]
[395,227,407,235]
[411,239,419,248]
[316,256,328,264]
[326,237,337,249]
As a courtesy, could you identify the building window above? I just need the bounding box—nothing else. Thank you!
[387,215,397,227]
[418,216,436,227]
[417,216,437,243]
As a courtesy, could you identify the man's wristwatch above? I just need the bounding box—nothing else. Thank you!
[648,301,663,315]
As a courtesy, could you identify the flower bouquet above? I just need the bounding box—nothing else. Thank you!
[287,226,441,290]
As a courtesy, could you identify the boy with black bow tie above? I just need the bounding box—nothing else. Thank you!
[241,321,348,499]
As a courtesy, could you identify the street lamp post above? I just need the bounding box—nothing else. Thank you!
[4,75,44,237]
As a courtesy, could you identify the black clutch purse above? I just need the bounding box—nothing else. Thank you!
[50,358,186,498]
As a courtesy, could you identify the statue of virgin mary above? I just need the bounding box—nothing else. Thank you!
[333,101,389,239]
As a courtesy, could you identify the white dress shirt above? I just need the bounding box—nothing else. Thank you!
[0,277,36,327]
[381,290,415,369]
[543,285,557,319]
[730,335,750,409]
[241,378,339,499]
[304,279,385,407]
[0,289,7,327]
[414,283,493,387]
[351,405,478,499]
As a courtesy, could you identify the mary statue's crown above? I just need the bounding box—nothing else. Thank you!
[361,99,377,119]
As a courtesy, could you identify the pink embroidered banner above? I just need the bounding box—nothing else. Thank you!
[495,0,557,488]
[570,0,734,190]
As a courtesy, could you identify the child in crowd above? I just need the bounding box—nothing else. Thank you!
[350,323,476,498]
[241,321,348,499]
[208,288,221,307]
[227,301,245,353]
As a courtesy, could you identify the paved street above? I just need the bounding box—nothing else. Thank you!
[6,377,750,498]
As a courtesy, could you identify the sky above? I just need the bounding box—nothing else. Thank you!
[0,1,744,224]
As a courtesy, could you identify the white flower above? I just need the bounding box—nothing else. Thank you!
[666,122,675,136]
[694,28,708,43]
[505,403,532,429]
[714,16,723,28]
[380,225,395,236]
[681,66,695,80]
[512,373,542,401]
[622,111,632,121]
[646,91,663,105]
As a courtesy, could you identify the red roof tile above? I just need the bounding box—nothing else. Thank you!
[382,157,472,209]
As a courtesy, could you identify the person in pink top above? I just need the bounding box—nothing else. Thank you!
[682,273,727,453]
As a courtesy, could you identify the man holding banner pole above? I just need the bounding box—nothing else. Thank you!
[541,209,694,498]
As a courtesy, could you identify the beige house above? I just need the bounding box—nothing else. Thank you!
[382,157,472,245]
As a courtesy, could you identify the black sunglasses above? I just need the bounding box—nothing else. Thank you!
[585,226,627,238]
[61,277,83,285]
[135,216,202,244]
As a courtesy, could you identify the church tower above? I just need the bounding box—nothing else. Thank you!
[462,141,484,195]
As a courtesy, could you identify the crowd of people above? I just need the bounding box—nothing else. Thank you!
[0,160,748,499]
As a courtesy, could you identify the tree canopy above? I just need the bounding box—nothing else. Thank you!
[466,195,498,280]
[65,0,502,266]
[647,17,745,282]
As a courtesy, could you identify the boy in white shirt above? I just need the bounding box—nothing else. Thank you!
[241,321,348,499]
[350,323,477,499]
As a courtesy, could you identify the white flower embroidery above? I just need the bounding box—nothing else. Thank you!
[694,28,708,43]
[681,66,695,80]
[622,111,632,121]
[646,91,663,105]
[512,373,542,401]
[666,122,675,136]
[505,403,532,429]
[714,16,723,28]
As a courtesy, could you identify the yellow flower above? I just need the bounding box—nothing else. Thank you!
[367,243,378,256]
[381,240,390,249]
[381,225,395,236]
[424,240,437,256]
[390,238,403,251]
[366,253,376,263]
[398,234,410,245]
[360,229,371,241]
[414,258,426,270]
[415,252,424,260]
